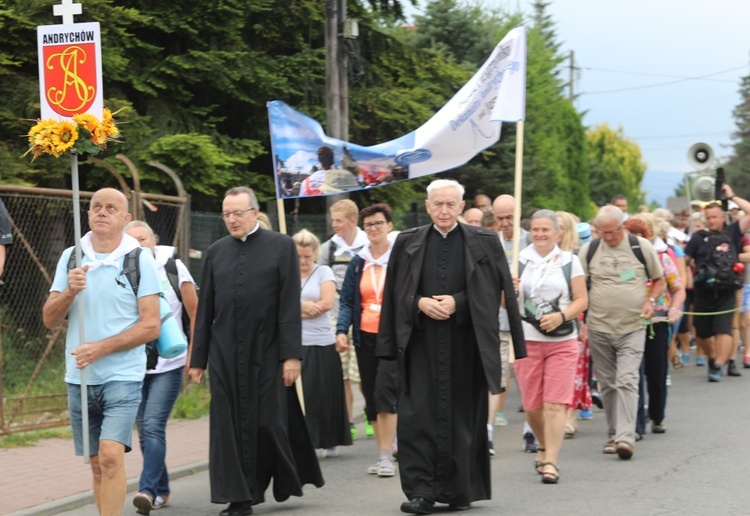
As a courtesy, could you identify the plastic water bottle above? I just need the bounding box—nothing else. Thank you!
[157,294,188,358]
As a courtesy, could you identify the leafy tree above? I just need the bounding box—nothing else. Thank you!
[586,123,647,209]
[724,75,750,198]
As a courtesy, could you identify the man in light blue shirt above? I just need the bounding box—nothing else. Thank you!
[43,188,161,515]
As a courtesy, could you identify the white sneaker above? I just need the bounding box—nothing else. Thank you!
[322,446,339,458]
[377,457,396,477]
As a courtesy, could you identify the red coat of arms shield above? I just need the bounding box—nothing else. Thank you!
[42,42,98,117]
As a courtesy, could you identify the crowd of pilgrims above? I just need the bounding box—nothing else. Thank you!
[132,180,750,515]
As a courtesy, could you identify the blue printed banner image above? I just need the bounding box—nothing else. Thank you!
[268,26,526,199]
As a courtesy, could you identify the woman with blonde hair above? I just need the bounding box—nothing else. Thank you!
[293,229,352,458]
[555,211,593,438]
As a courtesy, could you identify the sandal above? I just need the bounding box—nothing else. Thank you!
[534,447,546,474]
[602,438,617,454]
[540,462,560,484]
[671,354,682,369]
[133,492,154,515]
[564,422,576,439]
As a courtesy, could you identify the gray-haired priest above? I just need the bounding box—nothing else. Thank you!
[377,179,526,515]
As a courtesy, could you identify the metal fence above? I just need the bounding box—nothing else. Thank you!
[0,188,429,434]
[0,185,188,434]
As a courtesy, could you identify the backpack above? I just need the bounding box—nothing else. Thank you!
[164,257,193,343]
[585,233,649,280]
[693,229,742,292]
[67,247,159,370]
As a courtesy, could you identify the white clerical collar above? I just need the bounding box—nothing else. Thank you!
[433,223,458,238]
[239,222,260,242]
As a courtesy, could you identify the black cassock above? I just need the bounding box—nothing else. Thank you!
[377,224,526,508]
[191,228,324,505]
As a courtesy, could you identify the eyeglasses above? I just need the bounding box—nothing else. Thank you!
[599,226,622,236]
[364,220,387,230]
[221,208,255,219]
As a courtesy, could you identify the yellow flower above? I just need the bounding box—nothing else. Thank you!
[73,113,99,133]
[102,108,119,137]
[50,120,78,155]
[91,126,109,146]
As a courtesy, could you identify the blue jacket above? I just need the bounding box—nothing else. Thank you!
[336,255,365,348]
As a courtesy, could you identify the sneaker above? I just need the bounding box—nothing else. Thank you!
[322,446,339,458]
[591,392,604,409]
[367,459,380,475]
[488,440,495,457]
[681,353,691,367]
[652,422,667,434]
[744,355,750,369]
[635,432,643,442]
[727,360,742,377]
[696,356,707,366]
[523,432,538,453]
[666,374,672,386]
[350,423,358,440]
[708,364,723,382]
[377,457,396,477]
[578,408,593,420]
[133,493,153,515]
[493,412,508,427]
[364,416,375,438]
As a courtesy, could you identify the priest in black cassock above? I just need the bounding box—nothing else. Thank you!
[377,179,526,515]
[189,187,324,516]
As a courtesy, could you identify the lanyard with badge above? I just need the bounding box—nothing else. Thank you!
[367,262,386,313]
[524,255,557,317]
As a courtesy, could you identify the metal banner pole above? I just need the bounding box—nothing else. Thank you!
[71,150,90,463]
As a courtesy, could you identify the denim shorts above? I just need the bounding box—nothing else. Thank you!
[742,284,750,313]
[67,381,142,456]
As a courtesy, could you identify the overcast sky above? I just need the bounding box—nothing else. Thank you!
[406,0,750,205]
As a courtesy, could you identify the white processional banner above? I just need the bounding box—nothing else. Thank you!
[269,26,526,199]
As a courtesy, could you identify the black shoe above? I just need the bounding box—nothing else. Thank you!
[401,497,434,515]
[220,501,253,516]
[448,503,472,511]
[591,392,603,409]
[727,360,742,377]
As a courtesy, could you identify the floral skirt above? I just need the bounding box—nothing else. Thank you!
[567,336,591,411]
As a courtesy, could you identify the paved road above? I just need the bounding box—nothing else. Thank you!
[65,359,750,516]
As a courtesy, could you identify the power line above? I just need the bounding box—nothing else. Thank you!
[633,131,729,141]
[583,65,747,95]
[581,66,740,84]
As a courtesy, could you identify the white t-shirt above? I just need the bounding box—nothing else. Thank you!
[517,247,584,342]
[301,265,336,346]
[150,257,196,374]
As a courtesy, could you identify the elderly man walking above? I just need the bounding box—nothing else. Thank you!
[377,179,525,514]
[43,188,162,515]
[579,205,664,460]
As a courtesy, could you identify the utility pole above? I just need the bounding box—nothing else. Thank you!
[324,0,349,223]
[568,50,575,103]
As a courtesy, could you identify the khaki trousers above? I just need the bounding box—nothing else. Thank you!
[588,329,646,445]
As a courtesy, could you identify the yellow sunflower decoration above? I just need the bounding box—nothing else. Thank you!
[24,108,120,160]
